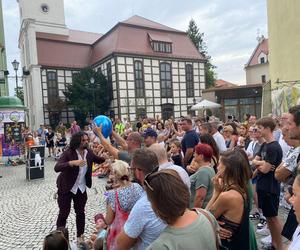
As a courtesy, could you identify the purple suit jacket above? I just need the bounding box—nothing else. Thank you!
[54,148,105,194]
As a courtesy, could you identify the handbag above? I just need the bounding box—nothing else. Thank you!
[106,191,129,250]
[195,208,228,250]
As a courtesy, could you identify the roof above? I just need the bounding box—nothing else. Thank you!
[203,83,263,93]
[0,96,25,108]
[90,24,204,65]
[245,38,269,67]
[36,29,102,45]
[214,79,237,88]
[121,15,183,33]
[36,15,204,68]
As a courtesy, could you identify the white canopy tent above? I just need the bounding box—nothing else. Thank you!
[191,99,221,110]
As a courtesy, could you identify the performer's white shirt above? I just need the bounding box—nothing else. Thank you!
[71,149,88,194]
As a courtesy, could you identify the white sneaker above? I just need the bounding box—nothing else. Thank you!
[256,225,270,236]
[261,235,272,245]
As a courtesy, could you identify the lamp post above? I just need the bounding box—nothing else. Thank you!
[11,59,20,97]
[90,77,96,118]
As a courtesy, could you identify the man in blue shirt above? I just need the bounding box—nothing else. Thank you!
[180,118,199,167]
[116,149,166,250]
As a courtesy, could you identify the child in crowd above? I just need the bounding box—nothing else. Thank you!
[169,139,183,167]
[54,133,67,160]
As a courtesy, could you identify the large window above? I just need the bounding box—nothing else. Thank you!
[160,62,173,98]
[134,61,145,98]
[223,97,261,121]
[162,103,174,121]
[186,64,194,97]
[151,42,172,53]
[47,71,58,104]
[107,62,113,99]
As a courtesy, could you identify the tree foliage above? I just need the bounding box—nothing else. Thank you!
[187,19,216,88]
[63,67,112,127]
[14,86,24,103]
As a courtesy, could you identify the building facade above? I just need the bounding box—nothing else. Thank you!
[244,37,269,85]
[267,0,300,116]
[17,0,205,128]
[0,0,9,96]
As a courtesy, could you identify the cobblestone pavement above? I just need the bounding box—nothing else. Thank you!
[0,158,107,250]
[0,157,292,250]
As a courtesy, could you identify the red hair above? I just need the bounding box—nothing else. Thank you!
[195,143,213,162]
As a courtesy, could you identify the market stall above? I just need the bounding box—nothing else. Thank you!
[0,96,26,162]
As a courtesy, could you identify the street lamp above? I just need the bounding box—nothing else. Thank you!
[90,77,96,118]
[11,59,20,96]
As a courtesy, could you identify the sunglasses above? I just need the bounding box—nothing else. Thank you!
[143,166,159,191]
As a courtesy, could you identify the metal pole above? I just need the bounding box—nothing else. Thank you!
[93,87,95,117]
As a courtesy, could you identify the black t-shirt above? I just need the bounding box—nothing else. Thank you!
[171,154,183,167]
[256,141,283,194]
[181,130,199,165]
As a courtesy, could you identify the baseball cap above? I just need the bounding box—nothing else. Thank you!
[142,128,158,138]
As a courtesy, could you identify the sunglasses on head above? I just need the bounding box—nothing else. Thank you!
[144,166,159,191]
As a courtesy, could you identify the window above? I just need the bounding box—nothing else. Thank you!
[134,61,145,98]
[47,71,58,104]
[260,57,265,64]
[136,108,147,118]
[151,42,172,53]
[160,62,173,98]
[161,104,174,121]
[261,75,266,83]
[107,62,113,99]
[186,64,194,97]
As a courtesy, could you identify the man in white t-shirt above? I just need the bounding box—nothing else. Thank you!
[210,122,227,152]
[200,122,227,153]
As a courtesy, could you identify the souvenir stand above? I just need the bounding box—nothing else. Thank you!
[0,96,26,161]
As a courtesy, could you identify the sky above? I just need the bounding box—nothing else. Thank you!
[2,0,268,95]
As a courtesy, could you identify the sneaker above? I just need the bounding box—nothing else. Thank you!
[256,225,270,236]
[257,218,267,230]
[261,235,272,245]
[249,212,260,220]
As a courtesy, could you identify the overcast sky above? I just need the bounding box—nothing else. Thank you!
[3,0,267,94]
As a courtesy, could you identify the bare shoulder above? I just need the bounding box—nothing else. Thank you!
[218,190,244,204]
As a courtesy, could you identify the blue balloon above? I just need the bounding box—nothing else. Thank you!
[93,115,112,138]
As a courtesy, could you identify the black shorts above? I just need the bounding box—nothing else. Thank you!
[257,190,279,218]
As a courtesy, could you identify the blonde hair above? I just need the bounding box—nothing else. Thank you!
[111,160,130,181]
[223,125,234,133]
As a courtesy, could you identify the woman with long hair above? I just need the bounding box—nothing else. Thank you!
[200,133,220,173]
[145,169,218,250]
[206,148,252,250]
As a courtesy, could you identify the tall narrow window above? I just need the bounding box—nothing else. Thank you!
[160,62,172,98]
[107,62,113,99]
[47,71,58,104]
[134,61,145,98]
[186,64,194,97]
[261,75,266,83]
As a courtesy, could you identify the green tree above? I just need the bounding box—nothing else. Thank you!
[14,86,24,103]
[64,67,112,127]
[187,19,216,88]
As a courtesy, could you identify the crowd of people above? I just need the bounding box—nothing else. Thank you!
[41,105,300,250]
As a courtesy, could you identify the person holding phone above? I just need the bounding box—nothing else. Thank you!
[54,131,105,243]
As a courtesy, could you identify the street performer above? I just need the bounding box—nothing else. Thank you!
[54,131,105,242]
